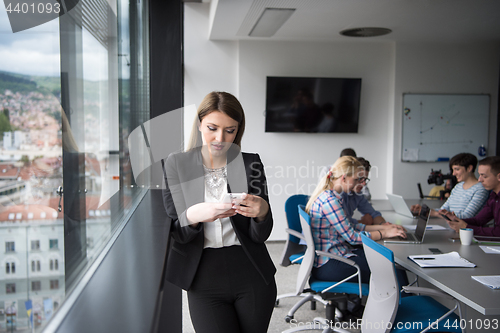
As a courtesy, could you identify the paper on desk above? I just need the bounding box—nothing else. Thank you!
[471,276,500,289]
[403,224,447,231]
[408,251,476,268]
[480,245,500,254]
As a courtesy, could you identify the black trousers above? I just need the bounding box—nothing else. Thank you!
[187,245,277,333]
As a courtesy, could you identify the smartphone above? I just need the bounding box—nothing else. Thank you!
[448,237,460,242]
[440,214,452,221]
[429,248,442,254]
[222,193,246,205]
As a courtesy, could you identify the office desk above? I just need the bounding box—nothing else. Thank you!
[370,199,500,316]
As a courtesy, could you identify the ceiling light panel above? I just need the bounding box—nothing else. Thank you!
[236,0,303,37]
[249,8,296,37]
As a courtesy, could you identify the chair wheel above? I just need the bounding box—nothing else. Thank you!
[275,299,279,306]
[285,315,294,323]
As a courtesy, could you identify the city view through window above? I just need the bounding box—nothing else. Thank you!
[0,1,150,331]
[0,9,65,332]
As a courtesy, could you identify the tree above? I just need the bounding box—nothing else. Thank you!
[0,111,12,135]
[3,108,10,123]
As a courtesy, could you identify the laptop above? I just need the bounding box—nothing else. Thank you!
[473,236,500,244]
[384,204,431,244]
[386,193,417,218]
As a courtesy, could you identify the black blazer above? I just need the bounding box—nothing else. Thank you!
[162,146,276,290]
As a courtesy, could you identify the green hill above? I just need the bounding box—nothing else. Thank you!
[0,70,62,96]
[0,72,37,93]
[0,70,130,103]
[30,75,61,96]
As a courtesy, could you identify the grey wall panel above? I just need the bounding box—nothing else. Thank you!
[55,190,180,333]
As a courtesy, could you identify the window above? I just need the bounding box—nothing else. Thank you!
[5,241,15,252]
[31,260,41,272]
[49,239,58,250]
[31,240,40,251]
[51,259,59,271]
[6,283,15,294]
[0,0,151,326]
[5,262,15,274]
[50,280,59,290]
[32,281,41,291]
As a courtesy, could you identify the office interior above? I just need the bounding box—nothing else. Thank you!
[0,0,499,332]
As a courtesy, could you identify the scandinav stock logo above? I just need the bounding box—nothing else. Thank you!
[3,0,80,33]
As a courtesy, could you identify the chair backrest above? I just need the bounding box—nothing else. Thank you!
[285,194,309,244]
[361,233,399,333]
[295,205,316,295]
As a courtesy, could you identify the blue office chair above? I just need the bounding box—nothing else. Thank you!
[276,195,326,311]
[279,194,309,267]
[360,233,464,333]
[282,205,370,333]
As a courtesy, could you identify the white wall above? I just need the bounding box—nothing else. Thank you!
[392,43,500,199]
[183,3,239,146]
[238,41,395,240]
[185,3,500,240]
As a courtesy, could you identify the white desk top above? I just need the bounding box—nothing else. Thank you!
[369,199,500,315]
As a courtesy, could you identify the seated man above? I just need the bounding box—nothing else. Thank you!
[447,156,500,236]
[340,147,357,157]
[412,153,489,219]
[342,157,386,226]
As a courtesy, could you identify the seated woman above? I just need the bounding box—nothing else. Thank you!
[306,156,407,284]
[412,153,489,219]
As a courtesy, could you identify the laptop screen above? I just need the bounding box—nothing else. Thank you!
[414,204,430,240]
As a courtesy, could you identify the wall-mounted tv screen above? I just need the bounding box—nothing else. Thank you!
[265,76,361,133]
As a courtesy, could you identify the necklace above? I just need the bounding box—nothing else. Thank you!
[203,164,227,200]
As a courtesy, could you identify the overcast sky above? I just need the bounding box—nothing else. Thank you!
[0,5,122,81]
[0,7,61,77]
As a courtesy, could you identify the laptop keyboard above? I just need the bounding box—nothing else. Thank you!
[388,233,417,242]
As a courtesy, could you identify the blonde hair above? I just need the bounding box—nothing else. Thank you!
[186,91,246,151]
[306,156,363,213]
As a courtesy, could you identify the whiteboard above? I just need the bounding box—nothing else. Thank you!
[402,94,489,162]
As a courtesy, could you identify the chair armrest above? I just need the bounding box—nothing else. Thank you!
[402,286,455,301]
[316,250,356,266]
[286,228,305,241]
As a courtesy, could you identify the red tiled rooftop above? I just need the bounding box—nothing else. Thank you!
[0,195,133,222]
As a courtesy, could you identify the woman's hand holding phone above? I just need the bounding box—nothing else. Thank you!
[232,193,269,222]
[186,202,236,226]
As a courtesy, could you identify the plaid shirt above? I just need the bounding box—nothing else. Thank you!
[310,190,369,267]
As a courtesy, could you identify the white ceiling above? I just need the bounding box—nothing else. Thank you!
[208,0,500,44]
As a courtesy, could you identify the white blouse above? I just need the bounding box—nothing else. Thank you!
[203,169,240,249]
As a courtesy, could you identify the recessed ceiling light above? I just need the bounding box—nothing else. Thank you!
[340,27,392,37]
[249,8,296,37]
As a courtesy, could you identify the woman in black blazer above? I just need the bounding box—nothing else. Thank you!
[163,91,276,333]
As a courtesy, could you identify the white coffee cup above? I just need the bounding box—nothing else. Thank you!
[459,228,474,246]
